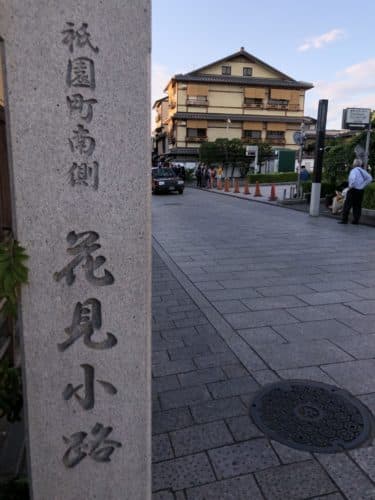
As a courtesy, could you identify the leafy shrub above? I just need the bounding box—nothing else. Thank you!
[248,173,298,183]
[301,181,336,197]
[363,183,375,209]
[0,239,29,318]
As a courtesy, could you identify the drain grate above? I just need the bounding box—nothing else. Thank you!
[250,380,373,453]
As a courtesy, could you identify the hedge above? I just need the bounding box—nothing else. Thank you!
[248,173,298,183]
[363,182,375,209]
[301,181,336,198]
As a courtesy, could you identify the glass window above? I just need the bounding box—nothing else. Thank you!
[243,67,253,76]
[221,65,231,75]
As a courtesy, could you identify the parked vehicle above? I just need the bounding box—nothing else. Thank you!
[152,167,184,194]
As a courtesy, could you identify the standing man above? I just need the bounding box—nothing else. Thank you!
[299,165,310,181]
[338,159,373,225]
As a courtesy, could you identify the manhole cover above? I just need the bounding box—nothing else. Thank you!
[250,380,373,453]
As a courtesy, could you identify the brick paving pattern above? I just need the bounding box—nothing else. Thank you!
[152,188,375,499]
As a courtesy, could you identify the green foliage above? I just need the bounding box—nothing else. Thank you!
[0,239,29,318]
[363,183,375,210]
[323,125,375,184]
[0,477,29,500]
[0,360,23,422]
[248,173,298,183]
[257,142,274,164]
[301,181,336,197]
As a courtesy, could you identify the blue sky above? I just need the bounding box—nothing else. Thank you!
[152,0,375,128]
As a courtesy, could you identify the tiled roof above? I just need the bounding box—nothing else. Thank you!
[173,74,313,89]
[184,48,295,81]
[173,112,314,124]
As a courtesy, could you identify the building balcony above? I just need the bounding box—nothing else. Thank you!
[287,104,300,111]
[185,136,207,143]
[267,137,286,145]
[186,98,209,106]
[243,102,264,109]
[266,103,288,110]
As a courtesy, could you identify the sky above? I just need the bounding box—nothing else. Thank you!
[152,0,375,129]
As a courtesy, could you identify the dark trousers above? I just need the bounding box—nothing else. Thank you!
[342,188,364,223]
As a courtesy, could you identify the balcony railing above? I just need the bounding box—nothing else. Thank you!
[243,102,264,109]
[266,103,288,110]
[267,137,286,145]
[185,136,207,143]
[186,98,208,106]
[241,137,262,143]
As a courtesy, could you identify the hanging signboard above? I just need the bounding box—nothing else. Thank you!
[342,108,371,130]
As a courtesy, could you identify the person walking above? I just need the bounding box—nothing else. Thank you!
[338,159,372,225]
[210,166,216,188]
[195,165,202,187]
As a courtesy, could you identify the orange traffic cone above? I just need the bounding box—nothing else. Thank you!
[254,181,262,197]
[224,178,229,192]
[234,178,240,193]
[269,184,278,201]
[243,179,250,195]
[217,178,222,190]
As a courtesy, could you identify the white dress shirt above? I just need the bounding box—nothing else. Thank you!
[348,167,373,190]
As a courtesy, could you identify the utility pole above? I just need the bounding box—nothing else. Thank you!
[295,122,306,198]
[364,119,372,170]
[310,99,328,217]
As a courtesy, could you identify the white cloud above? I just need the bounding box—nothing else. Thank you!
[298,29,344,52]
[304,59,375,129]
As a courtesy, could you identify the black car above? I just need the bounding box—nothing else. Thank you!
[152,167,184,194]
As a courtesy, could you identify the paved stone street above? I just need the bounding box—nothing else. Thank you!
[152,187,375,500]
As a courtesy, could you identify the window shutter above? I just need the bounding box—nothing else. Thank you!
[270,89,291,100]
[267,123,286,131]
[187,84,209,96]
[243,122,263,130]
[186,119,208,128]
[289,90,300,104]
[244,88,264,99]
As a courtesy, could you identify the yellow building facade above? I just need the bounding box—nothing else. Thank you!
[153,48,313,163]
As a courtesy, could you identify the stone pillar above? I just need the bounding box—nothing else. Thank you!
[0,2,151,499]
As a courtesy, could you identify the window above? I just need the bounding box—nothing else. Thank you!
[243,67,253,76]
[266,131,285,143]
[268,98,288,109]
[243,130,261,139]
[244,98,263,108]
[186,95,208,105]
[187,128,206,138]
[221,65,231,75]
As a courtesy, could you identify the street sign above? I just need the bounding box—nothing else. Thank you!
[342,108,371,129]
[293,131,305,145]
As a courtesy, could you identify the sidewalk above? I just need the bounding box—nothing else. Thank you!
[152,195,375,500]
[191,183,375,227]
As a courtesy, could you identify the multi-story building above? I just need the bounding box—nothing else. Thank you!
[152,47,314,165]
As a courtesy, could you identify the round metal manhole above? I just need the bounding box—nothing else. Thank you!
[250,380,373,453]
